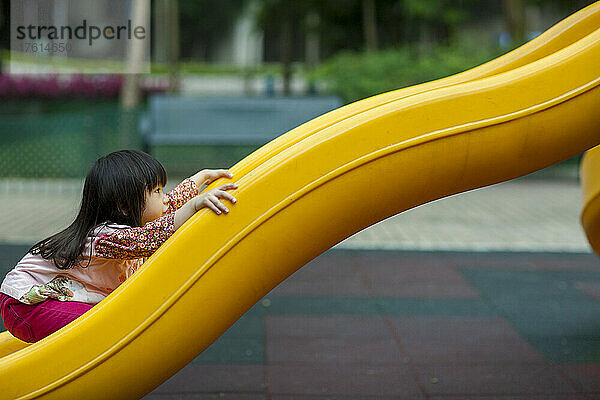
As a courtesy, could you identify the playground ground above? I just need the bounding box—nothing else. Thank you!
[0,172,599,399]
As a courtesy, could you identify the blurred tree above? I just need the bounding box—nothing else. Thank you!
[362,0,378,50]
[310,0,363,54]
[121,0,151,109]
[254,0,487,93]
[304,10,320,67]
[501,0,594,46]
[0,0,4,72]
[0,0,8,57]
[178,0,248,60]
[401,0,478,46]
[503,0,526,45]
[259,0,486,59]
[153,0,169,63]
[256,0,315,94]
[151,0,179,91]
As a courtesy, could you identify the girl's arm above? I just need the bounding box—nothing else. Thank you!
[165,178,199,213]
[94,213,176,259]
[173,183,237,230]
[95,183,238,259]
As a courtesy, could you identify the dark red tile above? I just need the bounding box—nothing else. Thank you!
[373,280,480,298]
[271,395,413,400]
[286,255,362,280]
[359,263,480,298]
[265,315,390,338]
[144,394,266,400]
[558,363,600,393]
[430,396,586,400]
[150,364,265,394]
[387,316,545,364]
[573,282,600,300]
[415,364,576,396]
[269,255,370,296]
[267,364,424,397]
[269,277,370,296]
[266,336,402,363]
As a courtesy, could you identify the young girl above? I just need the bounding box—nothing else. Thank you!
[0,149,237,343]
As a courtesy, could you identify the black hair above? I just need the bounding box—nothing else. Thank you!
[30,149,167,270]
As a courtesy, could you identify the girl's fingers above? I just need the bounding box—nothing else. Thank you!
[218,183,237,190]
[209,196,229,214]
[204,199,222,214]
[221,192,237,204]
[219,169,233,178]
[209,169,233,179]
[198,183,238,215]
[202,170,233,187]
[213,189,237,204]
[227,194,237,204]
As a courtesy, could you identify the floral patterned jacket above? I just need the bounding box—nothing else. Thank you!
[0,179,198,305]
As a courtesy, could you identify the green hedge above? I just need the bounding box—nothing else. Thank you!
[314,45,501,103]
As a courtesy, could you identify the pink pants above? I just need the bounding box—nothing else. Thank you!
[0,293,93,343]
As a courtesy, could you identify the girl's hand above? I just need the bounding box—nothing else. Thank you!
[190,169,233,189]
[173,183,238,230]
[192,183,238,215]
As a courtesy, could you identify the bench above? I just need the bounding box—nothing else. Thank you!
[140,95,343,151]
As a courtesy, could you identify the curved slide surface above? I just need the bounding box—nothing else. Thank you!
[580,144,600,255]
[2,3,600,398]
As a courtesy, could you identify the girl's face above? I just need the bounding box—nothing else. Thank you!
[142,186,169,225]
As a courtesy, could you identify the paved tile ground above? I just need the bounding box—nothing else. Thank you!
[1,172,599,399]
[138,250,600,399]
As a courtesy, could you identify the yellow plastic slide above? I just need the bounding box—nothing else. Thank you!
[580,144,600,255]
[1,3,600,398]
